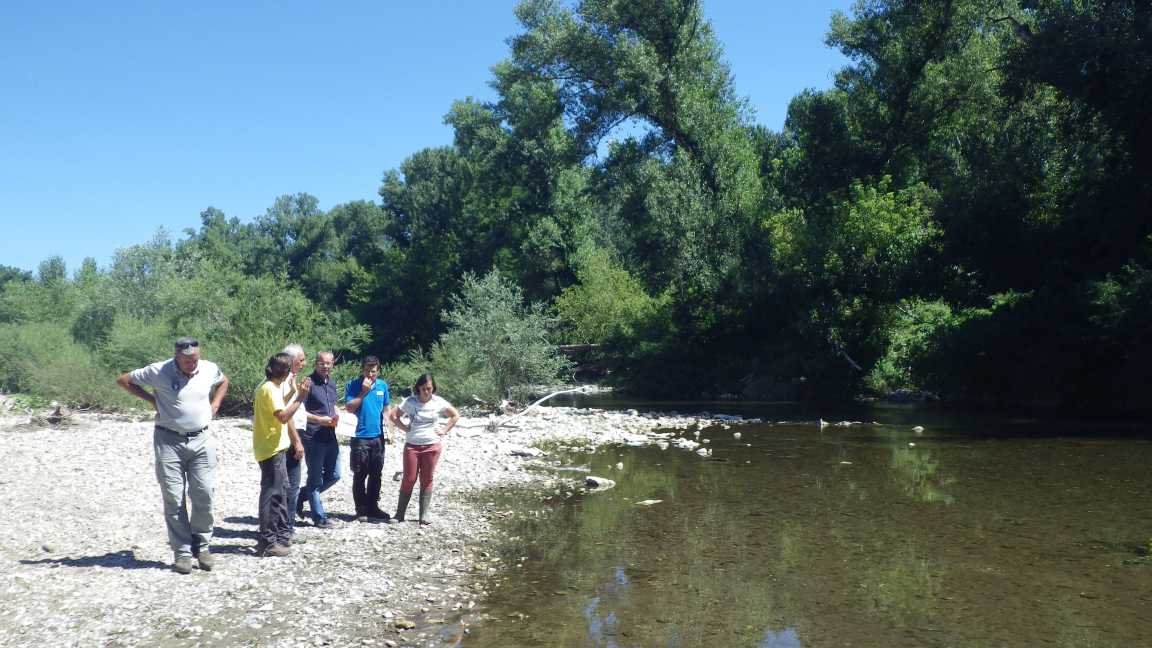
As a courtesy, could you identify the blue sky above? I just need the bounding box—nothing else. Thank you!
[0,1,853,275]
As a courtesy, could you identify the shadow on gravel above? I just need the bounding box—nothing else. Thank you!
[223,515,259,525]
[207,542,256,556]
[20,550,168,570]
[213,526,258,541]
[216,516,261,552]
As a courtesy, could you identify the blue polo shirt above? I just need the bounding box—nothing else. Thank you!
[344,377,389,439]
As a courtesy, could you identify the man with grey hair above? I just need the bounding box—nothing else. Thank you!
[280,344,308,532]
[117,337,229,574]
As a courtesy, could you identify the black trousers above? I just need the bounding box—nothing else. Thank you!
[349,437,385,514]
[257,450,291,545]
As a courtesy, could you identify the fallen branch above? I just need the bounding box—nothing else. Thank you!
[486,386,590,432]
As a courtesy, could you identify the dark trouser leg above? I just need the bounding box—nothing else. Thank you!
[366,437,385,511]
[351,472,367,515]
[302,437,323,521]
[258,451,288,546]
[319,437,341,493]
[286,449,302,525]
[350,438,368,515]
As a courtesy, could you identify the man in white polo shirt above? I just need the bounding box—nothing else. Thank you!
[117,337,230,574]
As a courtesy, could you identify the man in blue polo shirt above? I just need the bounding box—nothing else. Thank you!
[344,355,392,521]
[117,337,229,574]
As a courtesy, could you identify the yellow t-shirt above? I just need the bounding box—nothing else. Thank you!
[253,380,290,461]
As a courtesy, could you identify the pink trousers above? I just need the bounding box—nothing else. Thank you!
[400,442,442,493]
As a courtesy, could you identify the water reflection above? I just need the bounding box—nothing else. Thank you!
[581,566,630,647]
[461,418,1152,646]
[888,446,955,504]
[759,627,801,648]
[862,540,941,625]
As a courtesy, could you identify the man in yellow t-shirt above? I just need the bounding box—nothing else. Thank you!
[252,352,309,557]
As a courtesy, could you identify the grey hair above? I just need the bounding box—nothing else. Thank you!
[315,350,334,362]
[281,343,305,359]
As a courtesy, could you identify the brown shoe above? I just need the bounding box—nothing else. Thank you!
[259,543,292,557]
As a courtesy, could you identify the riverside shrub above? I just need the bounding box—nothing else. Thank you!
[0,322,135,409]
[553,246,666,345]
[390,270,570,404]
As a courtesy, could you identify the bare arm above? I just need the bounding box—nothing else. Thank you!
[285,419,304,461]
[387,406,408,433]
[274,379,310,424]
[345,377,373,414]
[301,381,332,424]
[274,400,304,424]
[306,411,335,426]
[438,404,461,437]
[116,373,156,411]
[384,404,397,444]
[209,374,229,417]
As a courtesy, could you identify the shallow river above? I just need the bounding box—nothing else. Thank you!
[456,403,1152,646]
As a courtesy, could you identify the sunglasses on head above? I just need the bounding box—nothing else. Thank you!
[175,340,200,351]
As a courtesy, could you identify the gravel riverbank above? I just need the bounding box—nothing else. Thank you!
[0,405,747,647]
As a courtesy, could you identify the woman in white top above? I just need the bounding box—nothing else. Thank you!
[386,374,460,524]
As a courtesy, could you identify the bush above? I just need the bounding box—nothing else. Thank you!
[99,315,173,373]
[553,245,666,344]
[865,299,957,394]
[391,270,571,404]
[154,265,370,412]
[0,254,371,414]
[0,322,135,409]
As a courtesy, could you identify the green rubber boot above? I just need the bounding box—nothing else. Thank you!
[392,490,412,523]
[418,489,433,525]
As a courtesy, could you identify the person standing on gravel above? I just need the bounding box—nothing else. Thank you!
[116,337,230,574]
[298,350,342,528]
[386,374,460,524]
[252,352,308,557]
[344,356,392,521]
[279,344,308,533]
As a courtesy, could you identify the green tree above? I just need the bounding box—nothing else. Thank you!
[413,270,570,403]
[553,245,666,344]
[0,265,31,290]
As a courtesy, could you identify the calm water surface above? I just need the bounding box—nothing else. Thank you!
[455,403,1152,647]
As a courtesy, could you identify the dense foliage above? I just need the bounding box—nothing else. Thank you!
[3,0,1149,410]
[387,270,571,404]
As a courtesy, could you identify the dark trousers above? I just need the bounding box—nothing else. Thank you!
[257,450,291,546]
[349,437,385,514]
[286,450,302,520]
